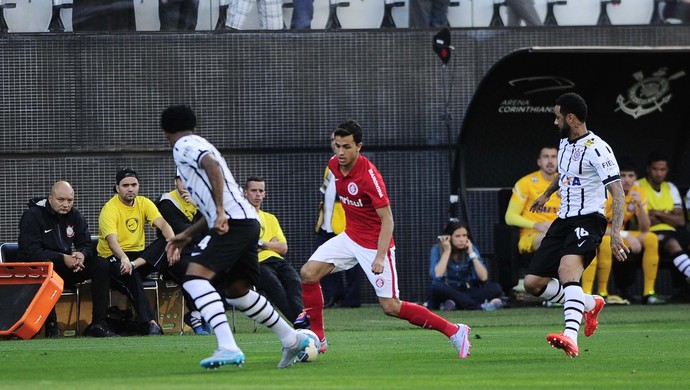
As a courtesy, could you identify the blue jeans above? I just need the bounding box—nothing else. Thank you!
[290,0,313,29]
[428,280,503,310]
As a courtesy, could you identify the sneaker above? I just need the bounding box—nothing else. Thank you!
[449,324,471,359]
[293,309,311,330]
[200,348,245,369]
[583,295,605,337]
[605,295,630,305]
[546,333,579,358]
[643,295,666,305]
[45,321,60,338]
[84,321,120,338]
[277,332,310,368]
[184,311,211,335]
[318,338,328,354]
[147,321,164,336]
[480,298,503,311]
[440,299,456,311]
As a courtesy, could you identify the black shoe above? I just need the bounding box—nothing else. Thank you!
[45,321,60,338]
[147,322,164,336]
[84,321,120,337]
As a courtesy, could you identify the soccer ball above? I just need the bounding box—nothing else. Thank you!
[296,329,320,362]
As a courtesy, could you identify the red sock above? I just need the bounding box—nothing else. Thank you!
[398,301,459,338]
[301,281,325,340]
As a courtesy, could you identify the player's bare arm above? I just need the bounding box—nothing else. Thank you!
[372,205,394,275]
[166,217,207,260]
[607,180,629,261]
[649,208,685,228]
[200,154,229,234]
[153,217,180,264]
[530,174,560,213]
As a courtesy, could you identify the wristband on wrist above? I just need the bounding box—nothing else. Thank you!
[469,252,478,260]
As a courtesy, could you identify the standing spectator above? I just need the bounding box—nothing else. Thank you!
[581,160,664,305]
[299,119,472,359]
[428,221,503,311]
[505,0,543,26]
[638,152,690,301]
[159,0,199,31]
[72,0,135,31]
[17,181,118,338]
[317,131,362,310]
[290,0,313,29]
[523,92,627,358]
[96,168,174,335]
[409,0,449,28]
[222,0,282,30]
[243,176,304,322]
[160,105,308,369]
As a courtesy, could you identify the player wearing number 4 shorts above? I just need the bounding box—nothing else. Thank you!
[522,93,629,358]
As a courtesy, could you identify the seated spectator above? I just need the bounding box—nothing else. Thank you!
[244,176,304,323]
[638,152,690,302]
[505,146,559,254]
[154,172,210,334]
[504,146,559,294]
[581,160,664,305]
[96,168,177,335]
[428,221,503,311]
[159,0,199,31]
[17,181,118,337]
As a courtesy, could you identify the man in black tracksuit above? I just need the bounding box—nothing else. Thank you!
[17,181,118,337]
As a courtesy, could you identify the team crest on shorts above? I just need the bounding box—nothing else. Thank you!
[375,278,385,288]
[348,182,359,195]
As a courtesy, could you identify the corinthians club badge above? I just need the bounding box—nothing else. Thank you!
[615,67,685,119]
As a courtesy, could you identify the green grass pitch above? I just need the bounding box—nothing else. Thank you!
[2,304,688,389]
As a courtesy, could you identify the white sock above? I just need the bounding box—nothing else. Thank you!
[539,278,565,304]
[583,294,595,312]
[226,289,297,347]
[562,283,585,343]
[183,279,238,352]
[673,253,690,277]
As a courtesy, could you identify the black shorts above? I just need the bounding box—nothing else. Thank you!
[527,214,607,278]
[190,219,261,287]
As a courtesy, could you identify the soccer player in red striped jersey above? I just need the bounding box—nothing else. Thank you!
[299,120,472,359]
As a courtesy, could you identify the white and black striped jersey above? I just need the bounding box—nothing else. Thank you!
[557,131,620,219]
[172,134,258,228]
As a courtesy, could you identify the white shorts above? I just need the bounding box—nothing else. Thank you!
[309,232,399,299]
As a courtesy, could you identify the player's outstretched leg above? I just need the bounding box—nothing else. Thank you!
[397,301,471,359]
[226,289,309,368]
[183,277,244,369]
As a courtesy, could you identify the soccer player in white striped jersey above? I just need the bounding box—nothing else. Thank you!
[523,92,629,358]
[160,105,309,370]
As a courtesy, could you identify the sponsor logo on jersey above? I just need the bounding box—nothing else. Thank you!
[125,218,140,233]
[339,196,363,207]
[561,175,582,186]
[368,169,384,198]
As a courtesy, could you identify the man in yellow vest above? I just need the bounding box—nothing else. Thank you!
[638,152,690,302]
[581,160,663,305]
